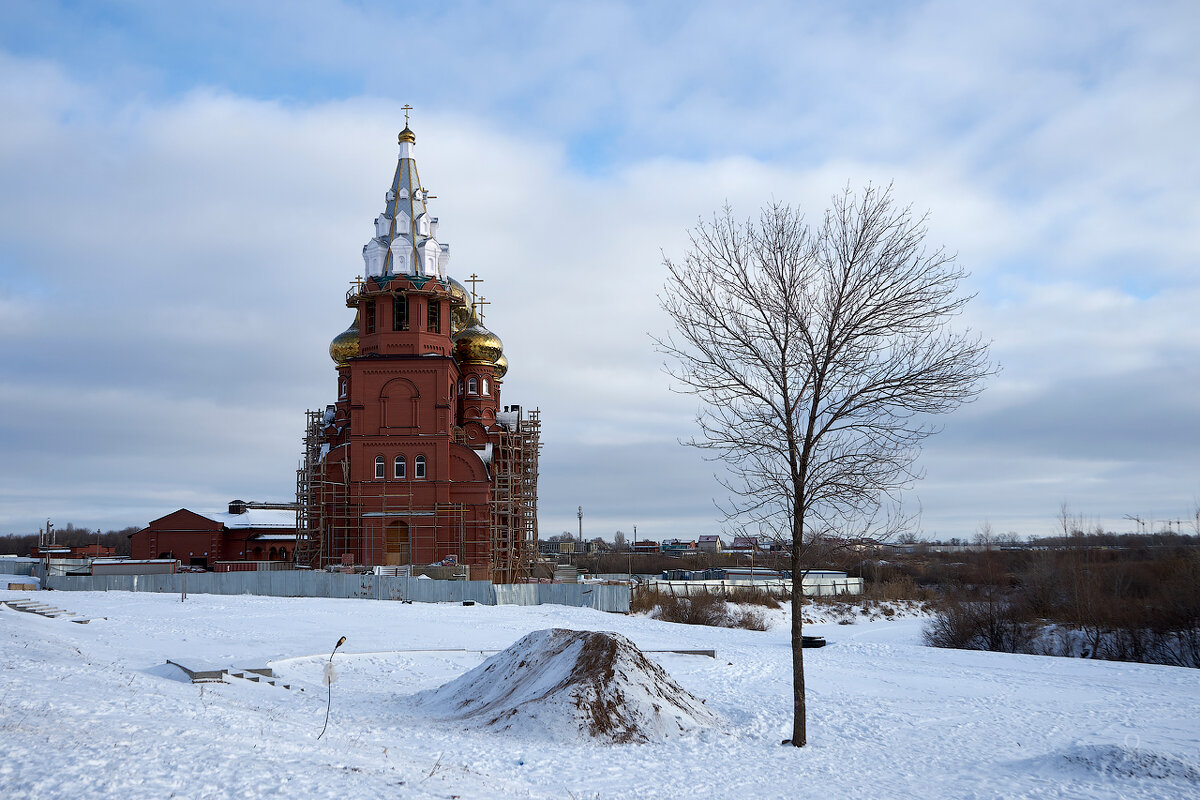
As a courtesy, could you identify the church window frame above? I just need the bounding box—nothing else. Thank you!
[374,455,385,480]
[467,377,478,395]
[365,301,376,334]
[457,379,463,395]
[393,293,409,331]
[427,297,440,333]
[414,454,426,479]
[482,377,490,395]
[394,455,406,479]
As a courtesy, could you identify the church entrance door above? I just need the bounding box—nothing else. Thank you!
[384,520,411,566]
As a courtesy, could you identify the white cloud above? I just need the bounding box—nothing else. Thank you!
[2,1,1199,539]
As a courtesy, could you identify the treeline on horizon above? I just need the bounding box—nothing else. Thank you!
[0,524,136,557]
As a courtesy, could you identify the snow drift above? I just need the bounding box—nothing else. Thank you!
[408,627,719,743]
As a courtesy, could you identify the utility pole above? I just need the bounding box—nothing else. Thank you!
[577,506,583,548]
[41,520,54,584]
[629,524,637,578]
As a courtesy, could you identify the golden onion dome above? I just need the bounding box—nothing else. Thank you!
[453,322,503,365]
[446,276,477,334]
[329,313,360,365]
[398,127,416,145]
[493,353,508,380]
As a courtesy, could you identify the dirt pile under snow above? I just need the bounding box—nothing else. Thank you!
[408,628,720,744]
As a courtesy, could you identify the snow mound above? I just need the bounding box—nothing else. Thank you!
[409,628,720,744]
[1060,745,1200,782]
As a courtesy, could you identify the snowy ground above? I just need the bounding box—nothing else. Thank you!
[2,587,1198,799]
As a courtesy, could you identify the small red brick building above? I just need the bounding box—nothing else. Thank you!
[130,502,297,570]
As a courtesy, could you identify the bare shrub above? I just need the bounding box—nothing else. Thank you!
[728,607,769,631]
[923,594,1038,653]
[727,588,782,609]
[636,590,773,631]
[629,589,660,615]
[678,592,730,626]
[863,576,935,603]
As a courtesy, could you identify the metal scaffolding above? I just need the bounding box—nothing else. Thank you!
[488,407,541,583]
[295,407,539,581]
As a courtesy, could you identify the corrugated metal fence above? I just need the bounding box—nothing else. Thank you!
[0,558,38,577]
[40,572,630,613]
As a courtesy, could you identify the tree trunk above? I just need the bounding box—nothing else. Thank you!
[790,556,806,746]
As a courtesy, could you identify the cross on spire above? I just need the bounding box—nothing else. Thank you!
[474,295,491,323]
[402,104,413,125]
[466,273,484,304]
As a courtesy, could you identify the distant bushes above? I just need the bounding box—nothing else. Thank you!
[860,576,936,604]
[631,590,771,631]
[922,550,1200,668]
[922,595,1039,653]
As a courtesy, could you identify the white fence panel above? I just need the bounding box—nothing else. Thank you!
[42,572,629,611]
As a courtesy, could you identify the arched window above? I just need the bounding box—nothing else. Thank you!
[457,379,463,395]
[279,547,288,561]
[374,455,385,479]
[269,547,278,560]
[468,377,478,394]
[394,455,406,479]
[482,377,490,395]
[415,454,426,479]
[340,379,347,398]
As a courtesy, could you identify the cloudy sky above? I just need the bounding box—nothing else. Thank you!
[2,1,1198,542]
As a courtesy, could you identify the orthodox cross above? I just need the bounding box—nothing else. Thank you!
[474,295,491,323]
[351,275,364,292]
[466,273,484,304]
[402,104,413,125]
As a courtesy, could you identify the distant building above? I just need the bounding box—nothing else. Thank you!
[697,535,723,553]
[31,543,115,559]
[632,540,659,554]
[129,502,297,570]
[661,539,699,556]
[728,536,758,553]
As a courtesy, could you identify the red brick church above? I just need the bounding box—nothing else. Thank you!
[293,123,541,582]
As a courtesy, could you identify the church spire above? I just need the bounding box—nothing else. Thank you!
[361,111,449,281]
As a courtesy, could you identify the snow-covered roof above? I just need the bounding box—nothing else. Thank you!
[471,443,494,468]
[207,509,296,530]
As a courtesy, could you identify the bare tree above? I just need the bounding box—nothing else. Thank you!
[656,185,992,747]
